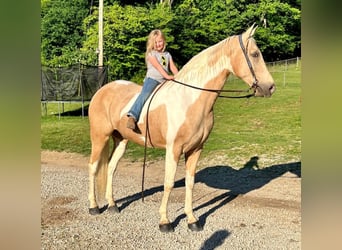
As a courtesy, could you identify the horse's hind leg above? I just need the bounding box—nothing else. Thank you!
[105,137,128,213]
[88,134,110,215]
[184,149,203,231]
[89,158,100,214]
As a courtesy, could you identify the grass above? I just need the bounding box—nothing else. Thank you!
[41,66,301,168]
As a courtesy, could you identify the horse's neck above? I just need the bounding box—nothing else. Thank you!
[198,69,230,110]
[175,44,231,110]
[177,39,231,91]
[159,39,232,116]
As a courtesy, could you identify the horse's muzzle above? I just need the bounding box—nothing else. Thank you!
[255,83,276,97]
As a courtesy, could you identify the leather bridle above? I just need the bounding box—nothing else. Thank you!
[238,34,261,95]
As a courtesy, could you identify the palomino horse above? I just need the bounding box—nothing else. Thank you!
[88,24,275,232]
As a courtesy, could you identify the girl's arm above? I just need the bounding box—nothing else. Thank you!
[169,57,179,75]
[147,54,175,80]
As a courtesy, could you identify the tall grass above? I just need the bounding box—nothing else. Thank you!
[41,66,301,168]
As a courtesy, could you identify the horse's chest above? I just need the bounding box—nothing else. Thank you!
[186,113,214,143]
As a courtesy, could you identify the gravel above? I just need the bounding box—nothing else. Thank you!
[41,152,301,249]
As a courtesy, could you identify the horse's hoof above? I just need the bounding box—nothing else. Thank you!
[107,204,120,213]
[159,223,174,233]
[188,221,203,231]
[89,207,100,215]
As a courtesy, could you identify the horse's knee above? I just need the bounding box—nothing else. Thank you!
[88,161,98,175]
[185,171,195,186]
[164,183,174,192]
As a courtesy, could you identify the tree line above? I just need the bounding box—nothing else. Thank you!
[41,0,301,82]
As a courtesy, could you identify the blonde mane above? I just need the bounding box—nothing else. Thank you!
[176,37,232,87]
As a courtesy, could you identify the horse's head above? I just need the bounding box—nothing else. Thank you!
[230,24,275,97]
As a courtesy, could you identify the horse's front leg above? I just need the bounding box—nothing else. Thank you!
[159,148,180,232]
[184,149,203,231]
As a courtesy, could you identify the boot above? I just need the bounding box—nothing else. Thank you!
[127,116,136,130]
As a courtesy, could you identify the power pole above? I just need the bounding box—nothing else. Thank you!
[98,0,103,67]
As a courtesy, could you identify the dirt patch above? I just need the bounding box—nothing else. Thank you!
[41,151,88,169]
[41,196,78,227]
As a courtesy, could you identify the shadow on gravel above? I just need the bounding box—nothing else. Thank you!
[192,159,301,228]
[199,230,230,250]
[116,158,301,229]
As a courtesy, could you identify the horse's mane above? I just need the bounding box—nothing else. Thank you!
[176,37,232,86]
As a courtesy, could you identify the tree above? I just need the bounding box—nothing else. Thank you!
[171,0,251,65]
[236,0,301,61]
[41,0,90,66]
[81,2,176,81]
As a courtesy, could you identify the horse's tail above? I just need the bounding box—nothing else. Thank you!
[95,141,109,205]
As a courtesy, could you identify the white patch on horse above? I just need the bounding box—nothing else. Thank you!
[120,93,139,118]
[165,90,194,143]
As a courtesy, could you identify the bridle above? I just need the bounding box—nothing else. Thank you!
[141,33,261,201]
[238,34,260,94]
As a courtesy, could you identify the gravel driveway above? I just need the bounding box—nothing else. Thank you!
[41,151,301,249]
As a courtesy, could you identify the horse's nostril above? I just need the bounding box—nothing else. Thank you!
[269,84,276,94]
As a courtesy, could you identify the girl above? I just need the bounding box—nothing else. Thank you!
[127,29,178,130]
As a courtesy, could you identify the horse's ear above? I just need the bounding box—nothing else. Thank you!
[244,23,258,38]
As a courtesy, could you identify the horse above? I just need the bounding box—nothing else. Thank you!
[87,24,275,232]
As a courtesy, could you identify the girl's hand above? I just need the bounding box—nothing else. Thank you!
[165,75,174,80]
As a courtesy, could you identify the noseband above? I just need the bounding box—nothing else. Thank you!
[238,34,260,94]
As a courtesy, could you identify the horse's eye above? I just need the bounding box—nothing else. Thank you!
[251,52,259,58]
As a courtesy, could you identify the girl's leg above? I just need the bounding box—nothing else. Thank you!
[127,77,160,121]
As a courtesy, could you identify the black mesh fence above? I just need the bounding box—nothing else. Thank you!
[41,64,108,101]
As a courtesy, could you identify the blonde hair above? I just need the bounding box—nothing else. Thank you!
[145,29,166,63]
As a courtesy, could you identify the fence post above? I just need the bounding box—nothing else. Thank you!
[79,62,84,118]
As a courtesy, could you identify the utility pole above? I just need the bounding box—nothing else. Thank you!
[98,0,103,67]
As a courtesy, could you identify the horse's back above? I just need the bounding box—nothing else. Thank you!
[89,80,141,134]
[90,80,140,110]
[91,80,139,100]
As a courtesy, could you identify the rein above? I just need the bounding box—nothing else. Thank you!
[171,79,255,99]
[141,81,167,202]
[141,33,259,201]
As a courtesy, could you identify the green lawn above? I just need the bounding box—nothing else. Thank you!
[41,67,301,168]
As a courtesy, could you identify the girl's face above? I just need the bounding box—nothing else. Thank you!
[154,35,165,52]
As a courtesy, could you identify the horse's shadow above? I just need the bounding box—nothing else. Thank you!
[115,157,301,228]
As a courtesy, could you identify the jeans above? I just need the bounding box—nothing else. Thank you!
[127,77,161,121]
